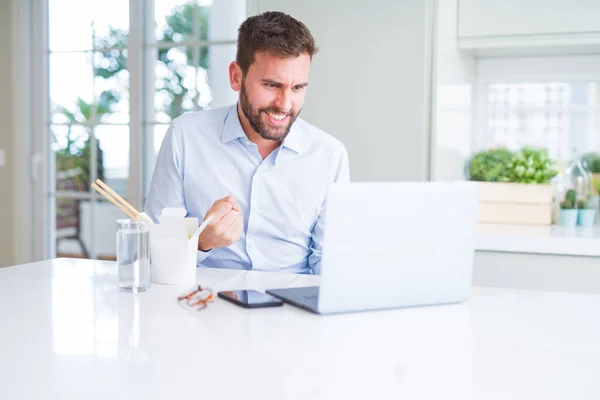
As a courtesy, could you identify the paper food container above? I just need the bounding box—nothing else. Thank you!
[149,207,202,285]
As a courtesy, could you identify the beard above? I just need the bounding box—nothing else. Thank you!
[239,81,300,142]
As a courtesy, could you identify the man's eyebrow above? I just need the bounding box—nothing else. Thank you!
[261,79,309,88]
[262,79,283,86]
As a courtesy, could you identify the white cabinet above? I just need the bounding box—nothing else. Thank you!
[457,0,600,56]
[459,0,600,38]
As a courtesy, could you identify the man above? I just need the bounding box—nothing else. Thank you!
[145,11,349,274]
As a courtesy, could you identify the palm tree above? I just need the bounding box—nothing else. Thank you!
[53,92,117,190]
[54,3,210,189]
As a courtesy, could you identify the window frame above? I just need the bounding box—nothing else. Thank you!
[23,0,254,260]
[474,56,600,156]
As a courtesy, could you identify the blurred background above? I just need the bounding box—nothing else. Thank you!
[1,0,600,267]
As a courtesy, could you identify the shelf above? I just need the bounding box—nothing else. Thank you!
[476,223,600,257]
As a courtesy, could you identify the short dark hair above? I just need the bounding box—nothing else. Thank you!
[236,11,318,75]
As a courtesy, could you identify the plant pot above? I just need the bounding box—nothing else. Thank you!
[577,209,597,227]
[559,209,578,227]
[477,182,554,225]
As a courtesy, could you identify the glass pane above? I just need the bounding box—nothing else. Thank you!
[199,45,238,109]
[488,83,570,109]
[200,0,246,41]
[56,196,90,259]
[154,0,196,43]
[152,124,170,155]
[55,197,122,261]
[154,47,197,122]
[149,45,237,122]
[53,125,94,193]
[94,50,130,123]
[49,0,128,52]
[82,200,120,261]
[95,125,130,197]
[50,52,94,125]
[570,83,589,106]
[91,0,129,49]
[143,124,169,199]
[49,0,93,51]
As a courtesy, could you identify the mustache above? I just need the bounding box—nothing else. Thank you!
[260,107,293,115]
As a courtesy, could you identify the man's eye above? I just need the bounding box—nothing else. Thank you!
[266,83,277,88]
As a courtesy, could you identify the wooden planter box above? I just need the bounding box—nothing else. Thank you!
[477,182,554,225]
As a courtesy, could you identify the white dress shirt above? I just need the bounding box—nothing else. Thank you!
[144,104,349,274]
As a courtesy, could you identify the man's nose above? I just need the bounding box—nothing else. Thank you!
[275,89,292,113]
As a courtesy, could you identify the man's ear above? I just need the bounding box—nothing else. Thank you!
[229,61,243,92]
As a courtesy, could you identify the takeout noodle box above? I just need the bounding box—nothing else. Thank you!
[149,208,199,285]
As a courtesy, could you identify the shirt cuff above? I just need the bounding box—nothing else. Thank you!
[197,249,211,264]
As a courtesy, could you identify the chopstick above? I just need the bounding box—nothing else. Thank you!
[91,183,137,219]
[95,179,141,218]
[91,179,140,220]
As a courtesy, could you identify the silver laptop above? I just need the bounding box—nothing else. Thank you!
[266,182,480,314]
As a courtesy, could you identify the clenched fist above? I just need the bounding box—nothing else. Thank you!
[198,196,244,252]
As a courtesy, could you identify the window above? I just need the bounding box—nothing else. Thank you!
[146,0,246,189]
[47,0,246,260]
[475,57,600,167]
[483,82,600,163]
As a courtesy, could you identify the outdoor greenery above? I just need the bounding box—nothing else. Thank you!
[54,3,209,186]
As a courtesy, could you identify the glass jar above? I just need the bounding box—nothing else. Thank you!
[116,219,151,293]
[563,152,591,202]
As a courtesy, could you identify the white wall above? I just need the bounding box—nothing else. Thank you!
[432,0,477,181]
[0,0,14,267]
[254,0,435,182]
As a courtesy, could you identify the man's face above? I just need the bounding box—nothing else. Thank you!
[236,51,311,141]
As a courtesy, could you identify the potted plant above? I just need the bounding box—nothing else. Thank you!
[505,147,558,184]
[559,189,579,227]
[468,147,558,225]
[577,195,597,227]
[467,148,513,182]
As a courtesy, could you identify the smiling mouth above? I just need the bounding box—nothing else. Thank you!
[264,111,289,124]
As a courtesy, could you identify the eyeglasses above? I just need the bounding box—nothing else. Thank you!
[177,285,214,311]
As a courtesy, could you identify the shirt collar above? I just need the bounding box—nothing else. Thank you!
[280,119,305,154]
[221,103,306,154]
[221,105,247,144]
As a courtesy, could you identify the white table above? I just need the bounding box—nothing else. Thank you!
[1,258,600,399]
